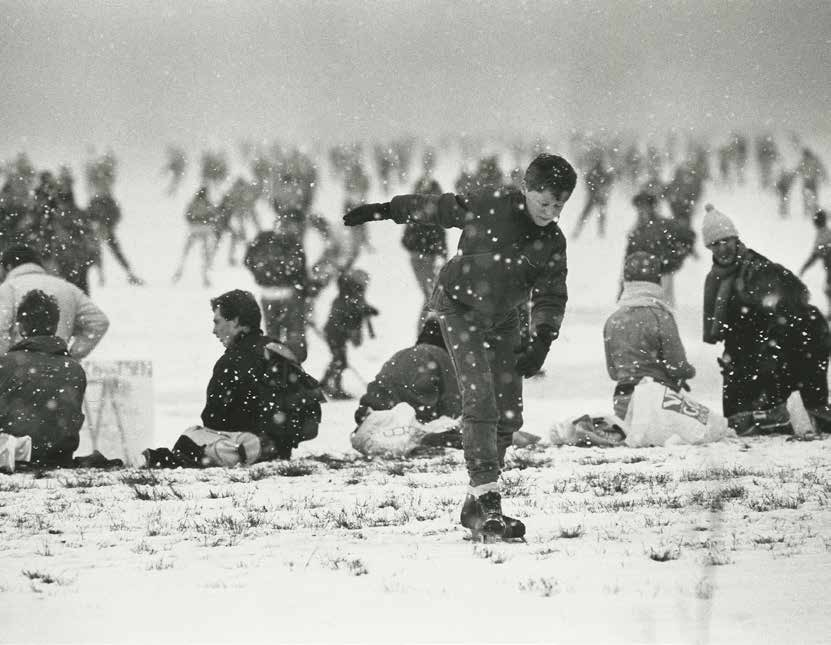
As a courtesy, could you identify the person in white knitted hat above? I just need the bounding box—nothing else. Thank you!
[701,203,831,434]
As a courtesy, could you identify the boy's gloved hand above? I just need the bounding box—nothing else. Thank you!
[343,203,391,226]
[515,325,557,378]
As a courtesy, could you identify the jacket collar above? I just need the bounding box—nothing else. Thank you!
[10,335,70,356]
[618,281,672,311]
[6,263,47,280]
[226,328,263,353]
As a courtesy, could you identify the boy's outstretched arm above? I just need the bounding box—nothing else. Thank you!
[344,194,470,229]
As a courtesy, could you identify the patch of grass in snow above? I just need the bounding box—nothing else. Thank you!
[324,555,368,576]
[146,556,174,571]
[647,543,681,562]
[0,478,36,492]
[120,471,165,486]
[518,577,561,596]
[746,491,807,512]
[21,569,72,586]
[558,524,583,539]
[679,465,769,482]
[132,485,189,501]
[472,545,509,563]
[57,473,113,488]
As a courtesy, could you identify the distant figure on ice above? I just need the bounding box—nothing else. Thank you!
[0,245,109,358]
[774,165,797,217]
[144,290,324,468]
[0,289,87,467]
[162,146,187,196]
[620,190,695,307]
[85,152,144,286]
[702,204,831,434]
[604,252,695,419]
[571,149,614,239]
[400,148,446,329]
[354,316,461,426]
[797,147,827,219]
[215,177,261,267]
[320,268,379,400]
[343,153,577,541]
[799,209,831,319]
[244,210,309,363]
[171,186,217,287]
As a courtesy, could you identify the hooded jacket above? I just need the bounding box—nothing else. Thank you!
[0,335,86,465]
[0,263,109,357]
[604,281,695,389]
[390,188,567,334]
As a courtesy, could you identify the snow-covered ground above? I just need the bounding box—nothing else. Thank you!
[1,143,831,643]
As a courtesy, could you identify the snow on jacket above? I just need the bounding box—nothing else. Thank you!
[244,231,307,290]
[390,187,568,334]
[0,263,109,357]
[603,281,695,389]
[357,344,461,424]
[703,246,809,352]
[0,335,86,466]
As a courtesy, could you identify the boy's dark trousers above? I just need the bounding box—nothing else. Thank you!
[432,288,523,489]
[261,292,308,363]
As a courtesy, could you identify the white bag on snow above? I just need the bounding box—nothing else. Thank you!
[624,379,734,447]
[351,403,462,457]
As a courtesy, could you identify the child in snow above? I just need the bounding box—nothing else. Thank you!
[320,268,379,399]
[344,153,577,541]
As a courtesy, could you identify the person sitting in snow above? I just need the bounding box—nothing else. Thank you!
[702,203,831,434]
[144,290,323,468]
[604,252,696,420]
[343,152,576,542]
[354,316,461,427]
[0,289,87,467]
[320,268,379,400]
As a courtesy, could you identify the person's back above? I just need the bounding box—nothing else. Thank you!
[244,229,307,289]
[605,253,695,418]
[356,322,461,424]
[0,289,86,466]
[0,245,109,357]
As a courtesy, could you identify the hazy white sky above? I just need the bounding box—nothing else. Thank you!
[2,0,829,154]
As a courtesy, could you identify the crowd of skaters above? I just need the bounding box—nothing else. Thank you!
[0,130,829,540]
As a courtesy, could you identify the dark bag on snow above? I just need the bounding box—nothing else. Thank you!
[258,343,326,448]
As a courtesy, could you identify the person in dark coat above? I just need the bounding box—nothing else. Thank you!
[244,213,308,363]
[0,289,87,467]
[354,316,460,425]
[799,209,831,319]
[320,268,379,399]
[571,150,614,239]
[621,190,695,306]
[344,153,576,541]
[202,289,313,458]
[702,204,831,434]
[87,192,144,286]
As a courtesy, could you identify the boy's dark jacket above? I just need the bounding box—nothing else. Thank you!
[390,188,568,334]
[201,329,322,445]
[0,335,86,465]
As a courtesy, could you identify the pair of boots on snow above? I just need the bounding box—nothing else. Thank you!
[460,491,525,541]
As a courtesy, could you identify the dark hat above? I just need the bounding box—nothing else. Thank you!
[623,252,662,284]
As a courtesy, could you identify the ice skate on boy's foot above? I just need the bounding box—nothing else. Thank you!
[461,494,526,541]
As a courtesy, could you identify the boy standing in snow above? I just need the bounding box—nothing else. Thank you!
[344,153,576,540]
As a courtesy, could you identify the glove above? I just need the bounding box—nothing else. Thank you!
[343,202,391,227]
[514,325,557,378]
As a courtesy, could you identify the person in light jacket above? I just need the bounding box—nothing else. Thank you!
[0,245,109,358]
[604,251,696,419]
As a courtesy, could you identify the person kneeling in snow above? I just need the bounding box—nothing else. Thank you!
[0,289,87,467]
[604,252,696,420]
[353,316,461,446]
[144,290,324,468]
[702,204,831,434]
